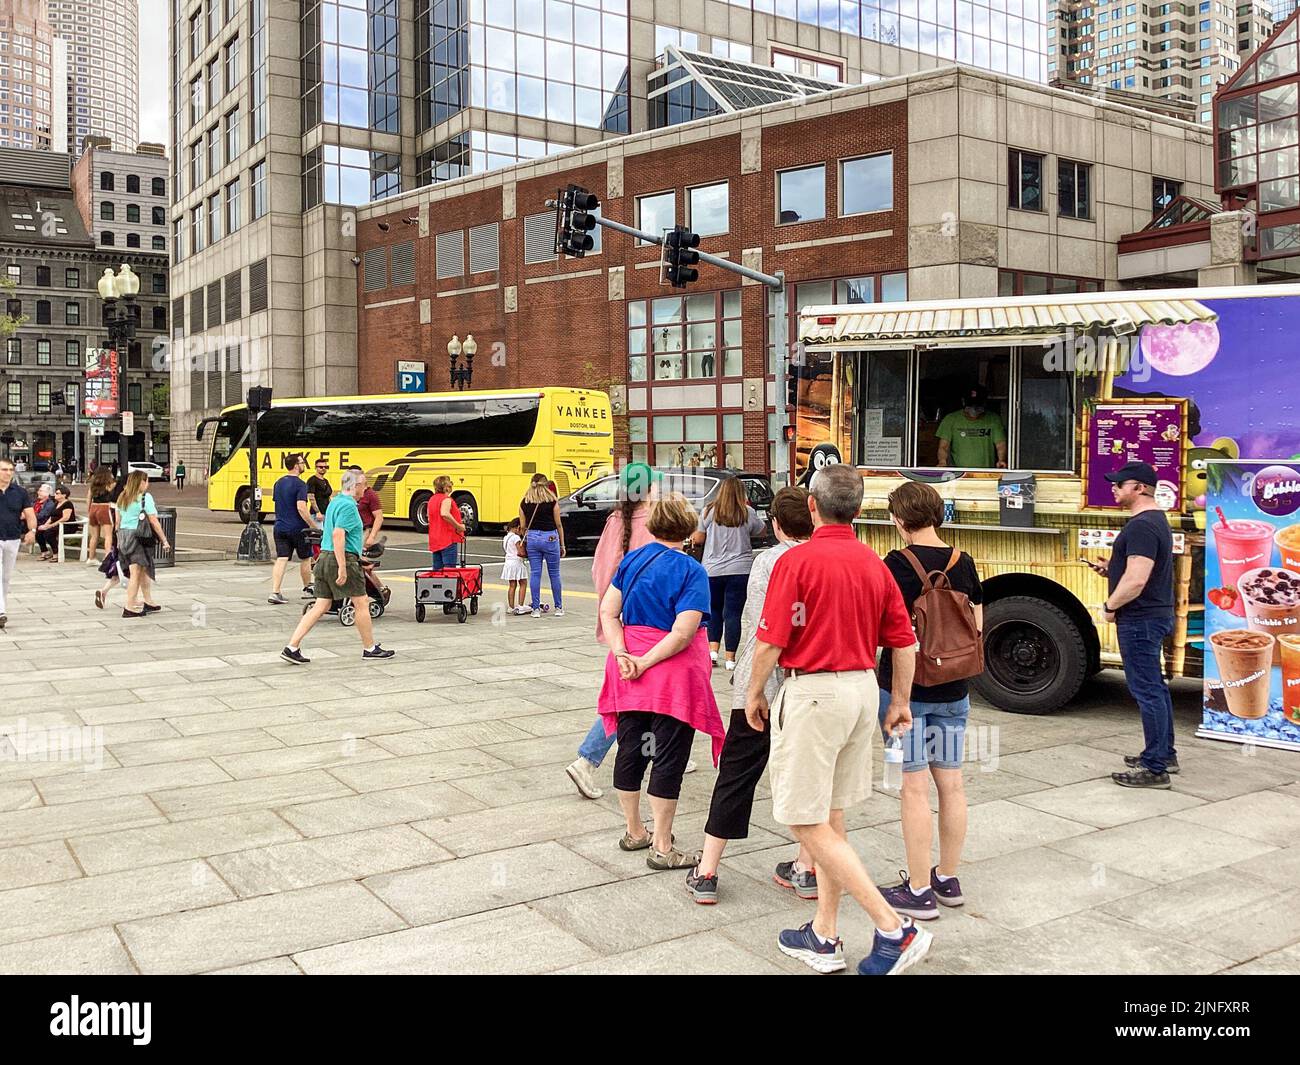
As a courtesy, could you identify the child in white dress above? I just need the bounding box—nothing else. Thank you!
[501,518,530,615]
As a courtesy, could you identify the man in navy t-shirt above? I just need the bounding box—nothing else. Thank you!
[1088,460,1176,788]
[269,453,318,605]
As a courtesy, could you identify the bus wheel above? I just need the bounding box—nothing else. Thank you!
[410,492,431,533]
[972,596,1088,715]
[235,488,265,524]
[453,492,479,536]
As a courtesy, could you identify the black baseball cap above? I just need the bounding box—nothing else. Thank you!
[1105,460,1158,487]
[962,384,988,405]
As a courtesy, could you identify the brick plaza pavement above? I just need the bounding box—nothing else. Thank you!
[1,556,1298,975]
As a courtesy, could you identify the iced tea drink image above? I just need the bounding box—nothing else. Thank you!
[1280,634,1300,724]
[1277,524,1300,574]
[1238,567,1300,665]
[1209,629,1275,719]
[1212,519,1276,617]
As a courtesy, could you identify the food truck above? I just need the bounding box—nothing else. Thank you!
[796,284,1300,714]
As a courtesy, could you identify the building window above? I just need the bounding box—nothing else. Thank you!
[152,272,167,295]
[224,108,239,165]
[152,206,165,225]
[65,339,80,366]
[65,268,78,288]
[127,204,140,223]
[1152,177,1181,215]
[128,382,142,414]
[190,140,204,191]
[152,177,165,196]
[173,219,184,261]
[250,160,267,219]
[628,289,743,385]
[6,381,19,412]
[4,265,18,285]
[35,299,50,324]
[100,201,114,221]
[127,234,140,248]
[687,182,729,237]
[208,192,222,244]
[637,191,675,245]
[153,305,167,330]
[840,153,894,215]
[126,174,139,194]
[37,339,50,365]
[99,171,113,191]
[207,125,220,178]
[65,301,79,325]
[36,266,50,286]
[225,178,241,234]
[250,0,268,142]
[191,205,204,253]
[1008,148,1045,211]
[6,338,20,365]
[152,235,166,251]
[224,35,239,94]
[38,381,51,414]
[777,165,826,223]
[1059,160,1093,219]
[998,270,1103,296]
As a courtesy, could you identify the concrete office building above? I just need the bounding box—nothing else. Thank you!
[350,66,1214,474]
[0,147,169,469]
[1238,1,1277,57]
[167,0,1051,476]
[1051,0,1254,124]
[46,0,139,154]
[70,137,170,254]
[0,0,63,151]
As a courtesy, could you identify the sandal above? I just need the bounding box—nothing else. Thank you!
[94,591,104,609]
[617,827,675,852]
[647,846,701,871]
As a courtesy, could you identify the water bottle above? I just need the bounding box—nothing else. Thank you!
[882,734,904,792]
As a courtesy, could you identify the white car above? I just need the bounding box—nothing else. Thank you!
[128,461,167,482]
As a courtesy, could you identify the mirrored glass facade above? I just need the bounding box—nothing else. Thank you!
[302,0,400,132]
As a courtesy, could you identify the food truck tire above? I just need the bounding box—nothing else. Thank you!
[973,596,1088,715]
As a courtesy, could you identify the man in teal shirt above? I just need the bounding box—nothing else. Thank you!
[281,469,394,664]
[936,385,1007,469]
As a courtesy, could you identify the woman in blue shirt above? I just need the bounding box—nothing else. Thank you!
[597,492,725,872]
[116,471,170,617]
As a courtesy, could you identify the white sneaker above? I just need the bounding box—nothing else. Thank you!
[512,606,530,615]
[554,608,565,617]
[725,660,736,671]
[531,609,541,618]
[565,758,603,799]
[710,651,718,664]
[684,758,698,774]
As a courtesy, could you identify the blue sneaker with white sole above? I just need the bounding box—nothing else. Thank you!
[776,921,846,973]
[856,917,933,975]
[930,866,964,907]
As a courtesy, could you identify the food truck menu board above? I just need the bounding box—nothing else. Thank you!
[1083,399,1186,511]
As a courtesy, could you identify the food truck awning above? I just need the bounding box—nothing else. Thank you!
[798,296,1218,350]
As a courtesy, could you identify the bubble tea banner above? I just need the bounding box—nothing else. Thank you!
[1201,459,1300,752]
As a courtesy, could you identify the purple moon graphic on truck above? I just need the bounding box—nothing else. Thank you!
[1139,319,1221,376]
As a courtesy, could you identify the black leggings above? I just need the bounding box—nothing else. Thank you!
[705,708,771,840]
[706,573,748,652]
[612,711,694,800]
[35,528,59,552]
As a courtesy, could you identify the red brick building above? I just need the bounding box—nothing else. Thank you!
[355,68,1214,475]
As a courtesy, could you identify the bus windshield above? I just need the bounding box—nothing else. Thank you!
[209,409,249,476]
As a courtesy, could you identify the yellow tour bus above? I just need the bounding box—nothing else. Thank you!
[199,387,614,533]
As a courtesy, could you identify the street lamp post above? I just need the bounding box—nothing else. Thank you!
[448,333,477,390]
[96,264,139,466]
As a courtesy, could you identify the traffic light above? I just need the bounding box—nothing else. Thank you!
[662,225,700,288]
[556,184,599,257]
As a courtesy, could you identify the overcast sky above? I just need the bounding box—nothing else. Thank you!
[138,0,168,145]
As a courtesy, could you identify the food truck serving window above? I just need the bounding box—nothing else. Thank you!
[853,345,1096,473]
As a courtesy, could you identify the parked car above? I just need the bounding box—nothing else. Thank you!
[559,467,775,553]
[128,461,167,482]
[16,470,55,493]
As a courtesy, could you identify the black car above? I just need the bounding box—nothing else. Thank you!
[559,467,775,553]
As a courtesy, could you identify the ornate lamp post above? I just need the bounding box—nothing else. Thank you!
[449,333,477,390]
[97,264,140,463]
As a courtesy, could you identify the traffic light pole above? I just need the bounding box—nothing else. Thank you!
[554,205,794,486]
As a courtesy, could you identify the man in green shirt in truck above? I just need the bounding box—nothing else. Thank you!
[936,385,1007,469]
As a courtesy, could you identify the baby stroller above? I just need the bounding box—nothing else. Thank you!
[303,530,387,627]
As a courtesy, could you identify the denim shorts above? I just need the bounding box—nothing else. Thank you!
[878,690,970,772]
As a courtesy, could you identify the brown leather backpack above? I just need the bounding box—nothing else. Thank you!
[900,548,985,687]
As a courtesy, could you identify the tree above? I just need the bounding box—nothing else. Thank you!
[148,380,169,419]
[1,276,27,338]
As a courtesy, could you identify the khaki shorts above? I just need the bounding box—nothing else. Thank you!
[769,669,879,826]
[314,552,365,600]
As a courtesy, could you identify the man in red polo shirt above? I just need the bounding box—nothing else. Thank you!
[747,462,931,976]
[349,466,389,604]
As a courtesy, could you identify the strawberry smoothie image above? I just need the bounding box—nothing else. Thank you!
[1212,516,1276,617]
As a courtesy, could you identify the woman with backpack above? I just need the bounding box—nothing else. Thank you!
[116,470,171,618]
[876,480,984,922]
